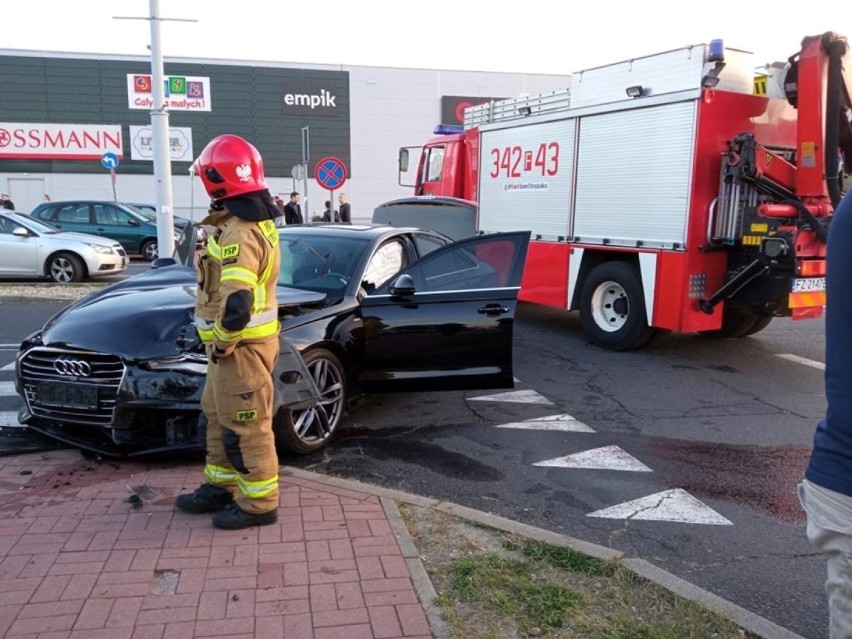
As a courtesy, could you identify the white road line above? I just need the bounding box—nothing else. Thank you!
[587,489,733,526]
[469,390,554,405]
[534,445,652,472]
[776,353,825,371]
[0,344,20,350]
[0,411,23,428]
[0,363,13,371]
[0,381,17,396]
[495,414,595,432]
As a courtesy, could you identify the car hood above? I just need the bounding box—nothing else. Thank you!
[38,264,327,360]
[50,231,122,248]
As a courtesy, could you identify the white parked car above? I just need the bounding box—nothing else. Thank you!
[0,210,128,283]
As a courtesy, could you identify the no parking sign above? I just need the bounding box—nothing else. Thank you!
[314,156,347,190]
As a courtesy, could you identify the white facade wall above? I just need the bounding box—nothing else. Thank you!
[0,53,570,223]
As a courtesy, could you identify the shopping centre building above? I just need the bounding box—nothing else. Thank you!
[0,49,571,221]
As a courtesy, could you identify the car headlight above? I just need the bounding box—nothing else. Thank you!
[144,353,207,375]
[89,244,116,254]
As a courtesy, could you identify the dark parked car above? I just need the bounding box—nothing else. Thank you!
[29,200,188,261]
[15,223,530,457]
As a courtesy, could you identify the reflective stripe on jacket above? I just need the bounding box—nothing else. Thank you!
[194,211,281,346]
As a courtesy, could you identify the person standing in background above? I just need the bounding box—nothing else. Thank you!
[283,191,303,225]
[1,194,15,210]
[322,200,339,223]
[338,192,351,224]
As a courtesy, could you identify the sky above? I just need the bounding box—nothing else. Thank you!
[3,1,848,76]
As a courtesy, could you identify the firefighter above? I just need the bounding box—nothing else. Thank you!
[175,134,283,530]
[800,187,852,637]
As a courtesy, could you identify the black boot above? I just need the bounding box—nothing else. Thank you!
[212,502,278,530]
[175,483,233,514]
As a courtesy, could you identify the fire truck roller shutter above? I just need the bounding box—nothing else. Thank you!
[579,260,657,351]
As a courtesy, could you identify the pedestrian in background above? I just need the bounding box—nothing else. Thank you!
[272,195,286,227]
[322,200,340,223]
[283,191,303,225]
[1,194,15,210]
[175,133,282,530]
[800,188,852,637]
[338,192,352,224]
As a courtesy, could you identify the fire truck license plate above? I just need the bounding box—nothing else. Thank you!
[791,277,826,293]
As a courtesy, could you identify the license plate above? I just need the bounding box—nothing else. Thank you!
[791,277,826,293]
[37,382,98,409]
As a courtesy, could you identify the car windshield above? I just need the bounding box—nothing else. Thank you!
[279,234,370,297]
[8,211,61,233]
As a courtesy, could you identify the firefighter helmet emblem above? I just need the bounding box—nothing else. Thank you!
[235,163,252,182]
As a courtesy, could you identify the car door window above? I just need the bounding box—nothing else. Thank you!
[384,234,529,293]
[55,205,89,223]
[362,240,406,293]
[96,204,136,226]
[412,234,449,258]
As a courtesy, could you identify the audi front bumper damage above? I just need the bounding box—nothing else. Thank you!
[17,346,206,457]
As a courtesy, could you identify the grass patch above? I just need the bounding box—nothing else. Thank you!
[400,504,757,639]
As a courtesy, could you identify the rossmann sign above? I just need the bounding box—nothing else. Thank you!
[0,123,123,160]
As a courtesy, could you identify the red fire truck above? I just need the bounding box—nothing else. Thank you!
[398,32,852,350]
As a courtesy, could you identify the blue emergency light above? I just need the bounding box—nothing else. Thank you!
[433,124,464,135]
[708,39,725,63]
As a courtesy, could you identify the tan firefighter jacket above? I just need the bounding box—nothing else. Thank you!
[194,208,281,354]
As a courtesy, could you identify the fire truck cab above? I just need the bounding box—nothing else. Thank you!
[399,33,852,350]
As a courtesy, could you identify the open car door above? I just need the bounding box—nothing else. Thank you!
[357,231,530,392]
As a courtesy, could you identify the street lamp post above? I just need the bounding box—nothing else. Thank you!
[114,1,196,260]
[148,0,175,259]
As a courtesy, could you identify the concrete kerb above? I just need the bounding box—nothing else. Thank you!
[282,466,807,639]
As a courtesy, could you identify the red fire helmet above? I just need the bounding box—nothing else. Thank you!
[192,134,269,201]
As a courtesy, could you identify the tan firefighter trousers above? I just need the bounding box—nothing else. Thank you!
[201,338,280,514]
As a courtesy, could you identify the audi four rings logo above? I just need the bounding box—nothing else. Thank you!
[53,357,92,377]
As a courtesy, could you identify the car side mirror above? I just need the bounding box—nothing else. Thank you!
[389,273,416,297]
[151,257,177,269]
[12,227,29,237]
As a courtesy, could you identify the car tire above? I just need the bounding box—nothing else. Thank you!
[273,348,347,456]
[46,252,85,283]
[141,239,158,261]
[579,261,656,351]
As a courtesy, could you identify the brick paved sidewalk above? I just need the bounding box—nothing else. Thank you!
[0,450,433,638]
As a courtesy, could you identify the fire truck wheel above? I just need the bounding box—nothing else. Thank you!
[742,315,773,336]
[699,307,761,338]
[580,261,656,351]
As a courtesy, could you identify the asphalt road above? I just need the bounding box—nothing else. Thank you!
[0,287,827,638]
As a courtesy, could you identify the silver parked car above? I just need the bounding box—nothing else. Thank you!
[0,210,128,283]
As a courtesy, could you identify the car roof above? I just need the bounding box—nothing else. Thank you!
[279,224,441,240]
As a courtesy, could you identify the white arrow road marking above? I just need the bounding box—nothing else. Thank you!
[1,362,15,371]
[534,445,651,471]
[0,412,23,428]
[776,353,825,371]
[587,488,733,525]
[469,390,554,405]
[0,381,23,427]
[496,414,595,432]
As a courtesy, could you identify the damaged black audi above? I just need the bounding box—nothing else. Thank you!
[15,222,530,457]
